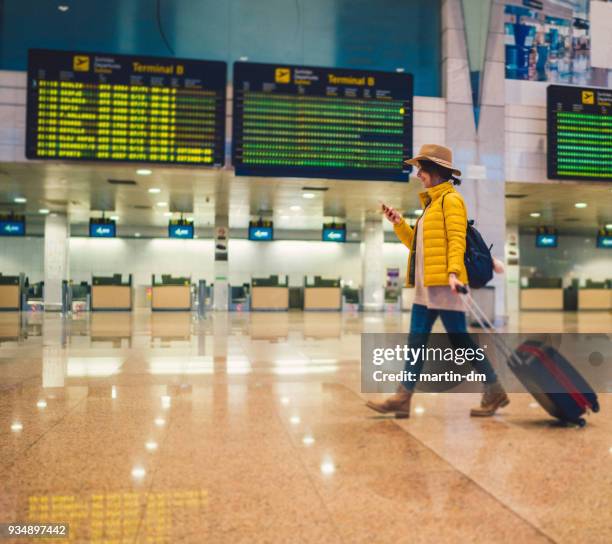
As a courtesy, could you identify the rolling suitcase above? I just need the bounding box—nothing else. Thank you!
[458,286,599,427]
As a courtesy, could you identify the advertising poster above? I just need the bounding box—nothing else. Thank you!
[504,0,612,87]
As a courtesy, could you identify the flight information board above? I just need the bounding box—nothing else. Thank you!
[26,49,226,166]
[232,62,412,181]
[547,85,612,181]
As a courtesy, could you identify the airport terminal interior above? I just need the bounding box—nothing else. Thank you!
[0,0,611,542]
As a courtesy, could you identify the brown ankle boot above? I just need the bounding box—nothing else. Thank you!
[366,385,413,419]
[470,382,510,417]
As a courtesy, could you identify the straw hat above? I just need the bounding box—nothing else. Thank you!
[404,144,461,176]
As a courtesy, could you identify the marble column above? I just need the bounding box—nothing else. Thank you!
[43,213,69,312]
[213,182,229,311]
[477,0,507,324]
[442,0,507,323]
[361,218,384,311]
[504,225,520,316]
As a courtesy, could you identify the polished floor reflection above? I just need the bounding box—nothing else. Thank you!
[0,310,610,543]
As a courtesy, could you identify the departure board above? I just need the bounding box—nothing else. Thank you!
[26,49,226,166]
[232,62,412,181]
[547,85,612,181]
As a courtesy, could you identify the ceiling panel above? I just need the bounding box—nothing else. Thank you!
[0,162,610,235]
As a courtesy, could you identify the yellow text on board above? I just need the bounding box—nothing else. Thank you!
[327,74,375,86]
[132,62,185,75]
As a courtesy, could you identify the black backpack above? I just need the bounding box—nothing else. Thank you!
[441,194,493,289]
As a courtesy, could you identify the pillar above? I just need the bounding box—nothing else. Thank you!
[361,218,384,311]
[442,0,507,324]
[504,225,520,316]
[43,213,69,312]
[213,177,229,311]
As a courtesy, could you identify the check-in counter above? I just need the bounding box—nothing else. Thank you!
[91,274,132,311]
[578,281,612,310]
[151,275,192,311]
[0,274,22,311]
[304,276,341,311]
[520,277,563,310]
[251,275,289,311]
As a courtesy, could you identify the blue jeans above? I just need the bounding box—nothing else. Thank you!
[402,303,498,391]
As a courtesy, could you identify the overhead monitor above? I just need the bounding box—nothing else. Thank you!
[547,85,612,181]
[322,223,346,242]
[248,220,273,241]
[168,221,194,239]
[89,219,116,238]
[26,49,227,166]
[596,235,612,249]
[232,62,413,181]
[0,217,25,236]
[535,233,558,248]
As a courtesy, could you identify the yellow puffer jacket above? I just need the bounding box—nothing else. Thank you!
[394,181,469,287]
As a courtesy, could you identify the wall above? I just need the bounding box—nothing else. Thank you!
[0,0,441,96]
[505,81,548,183]
[520,234,611,286]
[2,236,409,306]
[0,236,44,281]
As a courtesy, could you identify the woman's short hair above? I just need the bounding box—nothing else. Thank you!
[417,159,462,185]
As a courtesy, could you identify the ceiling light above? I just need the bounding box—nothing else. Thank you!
[58,5,69,12]
[606,224,612,230]
[38,208,50,214]
[574,202,587,208]
[156,202,167,207]
[14,197,27,203]
[134,232,141,238]
[148,187,161,194]
[36,400,47,409]
[289,416,301,425]
[530,212,541,218]
[137,169,152,176]
[110,215,119,221]
[163,212,173,217]
[154,417,165,426]
[145,441,158,452]
[11,422,23,432]
[290,205,301,212]
[302,435,315,446]
[302,193,315,199]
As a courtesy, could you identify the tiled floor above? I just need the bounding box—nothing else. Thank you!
[0,310,610,543]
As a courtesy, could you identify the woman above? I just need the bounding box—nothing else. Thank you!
[366,144,508,418]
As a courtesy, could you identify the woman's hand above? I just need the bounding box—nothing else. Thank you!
[448,273,464,294]
[381,203,403,225]
[492,257,505,274]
